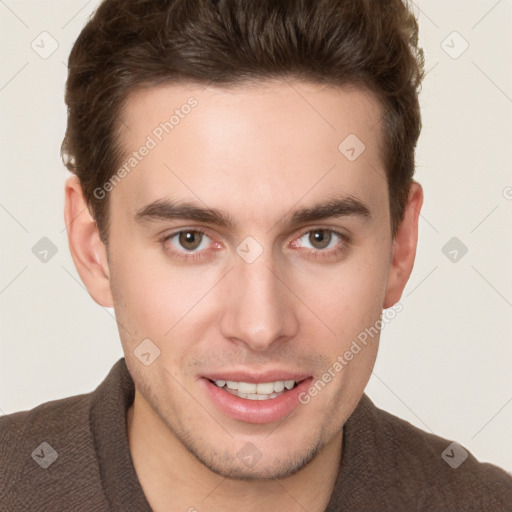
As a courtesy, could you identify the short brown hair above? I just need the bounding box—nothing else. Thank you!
[61,0,424,244]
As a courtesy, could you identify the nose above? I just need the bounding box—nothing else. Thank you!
[219,251,299,351]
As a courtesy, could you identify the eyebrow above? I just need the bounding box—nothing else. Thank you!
[134,194,372,229]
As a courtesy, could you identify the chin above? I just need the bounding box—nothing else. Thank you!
[183,433,325,481]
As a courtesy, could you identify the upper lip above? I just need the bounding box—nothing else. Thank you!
[202,370,311,383]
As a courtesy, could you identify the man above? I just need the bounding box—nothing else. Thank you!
[1,0,511,510]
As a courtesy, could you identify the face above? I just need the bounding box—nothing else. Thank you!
[101,80,395,479]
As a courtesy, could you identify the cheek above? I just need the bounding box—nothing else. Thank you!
[109,247,221,347]
[295,250,388,340]
[108,249,174,344]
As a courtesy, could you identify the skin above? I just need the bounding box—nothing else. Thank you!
[64,79,423,512]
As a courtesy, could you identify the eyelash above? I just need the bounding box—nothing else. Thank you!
[161,228,350,262]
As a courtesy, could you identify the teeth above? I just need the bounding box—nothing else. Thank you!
[213,379,298,394]
[225,388,282,400]
[256,382,274,394]
[273,381,285,392]
[238,382,257,394]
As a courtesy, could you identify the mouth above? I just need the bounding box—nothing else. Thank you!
[207,378,303,401]
[200,375,313,424]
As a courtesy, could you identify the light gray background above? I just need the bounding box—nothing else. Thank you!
[1,1,511,473]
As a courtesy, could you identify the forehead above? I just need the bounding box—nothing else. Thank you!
[111,80,387,228]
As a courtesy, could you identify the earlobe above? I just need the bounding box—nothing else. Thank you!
[64,175,114,308]
[383,181,424,309]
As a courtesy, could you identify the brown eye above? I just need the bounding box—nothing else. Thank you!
[178,230,203,251]
[290,228,349,259]
[162,228,218,262]
[308,229,332,249]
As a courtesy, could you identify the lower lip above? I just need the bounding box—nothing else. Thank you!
[200,377,313,424]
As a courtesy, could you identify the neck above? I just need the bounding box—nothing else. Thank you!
[127,389,342,512]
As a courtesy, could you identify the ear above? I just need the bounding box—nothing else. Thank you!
[383,181,423,309]
[64,175,114,307]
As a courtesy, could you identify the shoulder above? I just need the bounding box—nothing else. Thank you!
[361,395,512,510]
[0,392,107,511]
[0,391,92,457]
